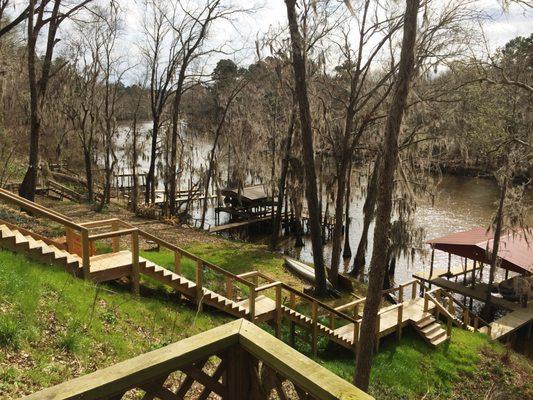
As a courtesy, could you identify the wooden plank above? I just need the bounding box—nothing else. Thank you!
[238,320,372,400]
[22,320,243,400]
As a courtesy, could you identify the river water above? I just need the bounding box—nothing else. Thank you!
[117,121,532,288]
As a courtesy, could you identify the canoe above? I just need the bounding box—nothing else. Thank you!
[284,258,354,292]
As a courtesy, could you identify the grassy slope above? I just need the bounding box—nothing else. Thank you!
[1,248,531,399]
[0,250,229,398]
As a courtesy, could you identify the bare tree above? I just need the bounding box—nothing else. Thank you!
[19,0,92,201]
[284,0,328,296]
[354,0,420,390]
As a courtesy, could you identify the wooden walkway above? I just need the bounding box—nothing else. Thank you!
[480,305,533,340]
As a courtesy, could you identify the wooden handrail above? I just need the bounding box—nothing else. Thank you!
[88,228,138,241]
[334,298,365,312]
[255,281,282,293]
[79,218,124,229]
[0,188,82,231]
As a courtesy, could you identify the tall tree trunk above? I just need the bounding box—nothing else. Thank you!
[131,113,139,213]
[284,0,327,296]
[352,157,379,275]
[270,102,296,250]
[354,0,419,390]
[83,146,94,202]
[145,119,159,204]
[342,159,353,259]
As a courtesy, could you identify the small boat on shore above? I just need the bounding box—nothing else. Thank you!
[284,257,353,292]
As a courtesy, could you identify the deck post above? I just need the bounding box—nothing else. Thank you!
[174,251,182,275]
[429,248,435,288]
[195,260,203,310]
[447,253,451,276]
[225,276,234,300]
[397,304,403,341]
[80,228,90,280]
[248,285,256,321]
[226,345,251,400]
[353,320,360,353]
[275,284,282,338]
[447,314,452,336]
[398,284,404,303]
[131,230,140,295]
[311,301,318,356]
[423,293,429,312]
[412,280,417,300]
[112,220,120,253]
[471,260,476,288]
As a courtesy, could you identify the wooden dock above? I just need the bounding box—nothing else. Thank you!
[209,216,272,233]
[480,305,533,340]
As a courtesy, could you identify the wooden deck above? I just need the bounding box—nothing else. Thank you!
[422,277,521,311]
[480,305,533,340]
[334,299,436,341]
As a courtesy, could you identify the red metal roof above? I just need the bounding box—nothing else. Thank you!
[427,227,533,275]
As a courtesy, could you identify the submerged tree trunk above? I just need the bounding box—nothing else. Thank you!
[354,0,420,390]
[145,119,159,204]
[270,103,296,250]
[342,160,353,259]
[352,157,380,275]
[285,0,327,296]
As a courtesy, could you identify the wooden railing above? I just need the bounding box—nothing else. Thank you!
[22,319,373,400]
[0,188,92,280]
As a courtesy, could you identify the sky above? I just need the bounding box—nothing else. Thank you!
[120,0,532,71]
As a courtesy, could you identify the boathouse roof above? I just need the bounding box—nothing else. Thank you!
[220,184,269,203]
[427,227,533,275]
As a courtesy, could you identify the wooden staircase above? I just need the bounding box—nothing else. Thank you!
[414,313,450,346]
[140,259,250,319]
[0,224,82,276]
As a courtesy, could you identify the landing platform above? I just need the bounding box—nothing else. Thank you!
[480,305,533,340]
[89,250,134,282]
[334,298,436,341]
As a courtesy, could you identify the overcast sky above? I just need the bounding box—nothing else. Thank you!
[120,0,531,71]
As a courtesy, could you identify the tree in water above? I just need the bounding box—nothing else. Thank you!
[284,0,327,296]
[354,0,420,390]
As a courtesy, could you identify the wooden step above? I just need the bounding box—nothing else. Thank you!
[430,334,449,346]
[421,322,442,336]
[426,328,446,342]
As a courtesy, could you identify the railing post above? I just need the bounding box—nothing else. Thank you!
[225,276,234,300]
[195,260,203,309]
[446,315,452,336]
[397,304,403,341]
[311,301,318,356]
[473,316,479,332]
[174,251,182,275]
[131,230,140,295]
[275,284,282,338]
[80,228,90,280]
[353,320,360,353]
[290,292,296,309]
[398,284,404,303]
[412,280,417,300]
[112,220,120,253]
[424,293,429,312]
[463,309,470,327]
[249,285,256,321]
[329,311,335,329]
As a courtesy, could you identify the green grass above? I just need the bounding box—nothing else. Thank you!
[0,250,229,397]
[0,248,530,399]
